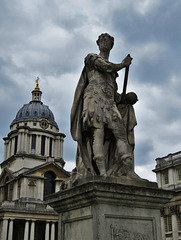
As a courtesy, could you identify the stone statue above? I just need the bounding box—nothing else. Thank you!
[71,33,138,181]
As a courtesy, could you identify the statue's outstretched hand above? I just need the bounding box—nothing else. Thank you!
[122,54,133,67]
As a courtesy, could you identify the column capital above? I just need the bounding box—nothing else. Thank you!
[31,219,36,222]
[169,205,179,215]
[46,220,51,223]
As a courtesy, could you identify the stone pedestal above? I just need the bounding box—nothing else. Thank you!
[46,177,173,240]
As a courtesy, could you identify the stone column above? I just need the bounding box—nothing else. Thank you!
[51,222,55,240]
[24,220,30,240]
[45,221,50,240]
[172,214,179,240]
[7,139,11,158]
[160,208,166,240]
[17,132,22,153]
[37,135,41,155]
[30,220,35,240]
[1,218,8,240]
[45,137,50,156]
[52,139,54,157]
[54,139,58,158]
[169,205,179,240]
[8,219,14,240]
[23,132,28,153]
[160,216,165,240]
[11,137,15,156]
[4,141,8,160]
[21,132,25,152]
[57,137,61,159]
[26,133,30,154]
[60,138,64,159]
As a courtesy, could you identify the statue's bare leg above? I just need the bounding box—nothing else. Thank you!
[92,128,106,175]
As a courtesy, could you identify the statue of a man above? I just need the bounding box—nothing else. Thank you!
[71,33,135,179]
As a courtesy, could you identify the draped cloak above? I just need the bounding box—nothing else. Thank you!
[70,54,137,176]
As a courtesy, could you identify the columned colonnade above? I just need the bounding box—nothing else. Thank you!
[1,218,57,240]
[3,130,64,160]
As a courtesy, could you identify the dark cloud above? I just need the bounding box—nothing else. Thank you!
[1,0,181,181]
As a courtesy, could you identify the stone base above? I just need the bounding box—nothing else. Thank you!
[46,177,173,240]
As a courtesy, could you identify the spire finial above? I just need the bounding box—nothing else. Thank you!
[36,76,39,84]
[34,76,40,91]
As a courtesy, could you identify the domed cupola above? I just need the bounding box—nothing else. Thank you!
[2,77,66,174]
[11,77,58,129]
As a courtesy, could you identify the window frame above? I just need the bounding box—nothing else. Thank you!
[163,169,169,185]
[43,171,56,197]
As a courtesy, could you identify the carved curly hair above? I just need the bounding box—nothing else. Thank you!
[96,33,114,49]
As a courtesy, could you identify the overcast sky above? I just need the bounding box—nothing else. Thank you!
[0,0,181,181]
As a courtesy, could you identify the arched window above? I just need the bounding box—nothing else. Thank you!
[4,176,9,200]
[44,171,56,197]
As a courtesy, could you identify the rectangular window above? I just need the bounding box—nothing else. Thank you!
[49,138,53,157]
[164,170,169,184]
[177,168,181,181]
[31,134,36,154]
[41,135,46,155]
[14,136,18,154]
[164,215,172,232]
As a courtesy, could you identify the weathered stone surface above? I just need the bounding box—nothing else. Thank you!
[46,178,173,240]
[70,33,138,179]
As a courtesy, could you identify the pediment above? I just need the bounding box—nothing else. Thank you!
[23,162,70,179]
[0,167,15,185]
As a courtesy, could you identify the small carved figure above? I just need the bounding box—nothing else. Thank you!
[71,33,138,179]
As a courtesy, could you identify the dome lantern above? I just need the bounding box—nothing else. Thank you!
[32,77,42,102]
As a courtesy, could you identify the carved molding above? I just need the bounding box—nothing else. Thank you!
[169,205,179,215]
[110,225,150,240]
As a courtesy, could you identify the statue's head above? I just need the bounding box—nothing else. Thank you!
[96,33,114,51]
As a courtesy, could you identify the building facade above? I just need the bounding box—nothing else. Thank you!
[153,151,181,240]
[0,80,70,240]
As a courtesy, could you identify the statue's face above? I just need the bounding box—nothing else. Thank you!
[98,34,113,51]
